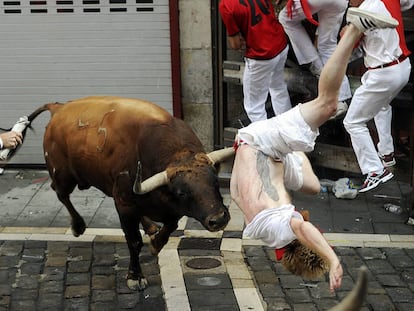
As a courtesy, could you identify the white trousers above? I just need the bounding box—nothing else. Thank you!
[343,59,411,175]
[279,0,351,101]
[243,46,291,122]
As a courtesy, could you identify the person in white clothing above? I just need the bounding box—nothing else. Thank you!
[231,8,398,292]
[219,0,292,123]
[277,0,352,118]
[343,0,411,193]
[0,131,22,150]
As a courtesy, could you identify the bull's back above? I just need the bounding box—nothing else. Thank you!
[43,96,175,191]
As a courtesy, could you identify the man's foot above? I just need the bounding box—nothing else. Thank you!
[378,152,396,167]
[329,101,348,120]
[346,7,399,32]
[359,168,393,193]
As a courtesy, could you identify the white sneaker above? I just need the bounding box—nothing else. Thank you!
[329,101,348,120]
[346,7,399,32]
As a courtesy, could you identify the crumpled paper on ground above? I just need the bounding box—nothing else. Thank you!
[332,177,358,199]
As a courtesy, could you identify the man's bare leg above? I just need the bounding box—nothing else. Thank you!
[300,8,399,131]
[299,24,363,131]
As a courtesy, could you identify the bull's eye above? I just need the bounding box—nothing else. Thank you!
[176,189,188,199]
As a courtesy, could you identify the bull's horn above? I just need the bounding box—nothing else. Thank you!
[207,147,235,165]
[133,161,169,194]
[328,266,368,311]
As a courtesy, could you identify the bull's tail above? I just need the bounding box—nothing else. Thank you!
[27,102,64,123]
[0,102,64,163]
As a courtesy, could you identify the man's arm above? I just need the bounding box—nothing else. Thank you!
[290,217,343,292]
[227,33,245,51]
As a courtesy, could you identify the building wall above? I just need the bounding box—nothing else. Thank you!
[179,0,214,151]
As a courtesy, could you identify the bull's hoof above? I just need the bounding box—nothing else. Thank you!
[71,219,87,237]
[127,277,148,291]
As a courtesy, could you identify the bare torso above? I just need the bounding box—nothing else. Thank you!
[230,144,292,223]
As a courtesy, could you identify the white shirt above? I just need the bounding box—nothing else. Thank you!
[0,138,3,149]
[359,0,402,68]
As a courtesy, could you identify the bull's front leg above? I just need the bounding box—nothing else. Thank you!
[121,220,148,290]
[148,220,179,255]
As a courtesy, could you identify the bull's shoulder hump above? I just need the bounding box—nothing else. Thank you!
[60,96,172,122]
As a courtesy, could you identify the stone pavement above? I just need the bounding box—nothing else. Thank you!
[0,169,414,310]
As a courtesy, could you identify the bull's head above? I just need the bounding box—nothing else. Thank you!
[133,147,234,194]
[133,147,234,231]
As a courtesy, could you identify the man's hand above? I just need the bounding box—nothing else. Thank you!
[329,259,343,292]
[0,131,23,149]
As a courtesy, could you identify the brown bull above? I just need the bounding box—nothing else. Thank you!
[26,96,233,290]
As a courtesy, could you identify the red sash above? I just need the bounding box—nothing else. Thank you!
[286,0,319,26]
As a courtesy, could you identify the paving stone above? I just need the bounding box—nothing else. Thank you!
[66,273,90,286]
[278,274,305,289]
[20,262,43,275]
[68,247,92,261]
[284,288,312,303]
[92,275,116,290]
[0,241,23,256]
[22,248,44,263]
[90,302,117,311]
[91,289,116,302]
[45,256,67,267]
[264,297,291,311]
[42,267,66,281]
[376,274,406,287]
[385,287,414,303]
[39,280,64,293]
[64,285,90,299]
[15,275,39,289]
[366,294,394,310]
[187,288,238,308]
[92,265,114,275]
[0,285,11,297]
[246,256,273,272]
[9,299,36,310]
[117,293,140,309]
[67,261,91,273]
[191,305,238,311]
[314,298,342,310]
[11,288,38,300]
[258,283,285,298]
[0,256,19,267]
[92,254,115,267]
[251,270,280,284]
[0,296,10,308]
[64,297,90,311]
[365,259,397,274]
[37,293,63,309]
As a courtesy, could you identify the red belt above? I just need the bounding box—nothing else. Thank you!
[368,54,407,70]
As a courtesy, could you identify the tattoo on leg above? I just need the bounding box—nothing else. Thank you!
[256,151,279,201]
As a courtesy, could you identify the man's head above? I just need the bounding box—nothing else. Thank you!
[280,239,329,279]
[276,210,329,279]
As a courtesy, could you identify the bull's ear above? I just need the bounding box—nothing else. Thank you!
[206,147,234,165]
[133,161,169,194]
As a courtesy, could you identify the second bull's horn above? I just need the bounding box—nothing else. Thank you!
[133,161,169,195]
[206,147,235,165]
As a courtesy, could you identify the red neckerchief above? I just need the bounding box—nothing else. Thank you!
[274,223,332,261]
[286,0,319,26]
